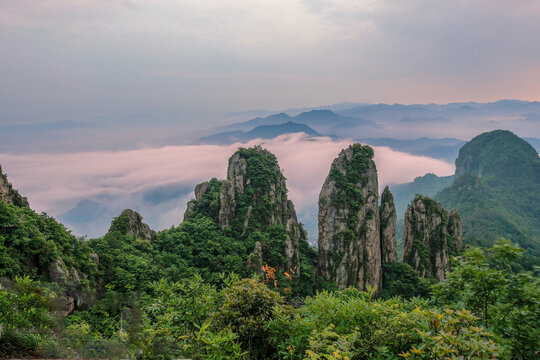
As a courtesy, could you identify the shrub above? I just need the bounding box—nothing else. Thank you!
[212,278,284,359]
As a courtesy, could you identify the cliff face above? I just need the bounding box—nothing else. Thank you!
[108,209,154,241]
[379,186,397,264]
[402,195,462,280]
[0,165,29,208]
[318,144,382,291]
[217,146,304,272]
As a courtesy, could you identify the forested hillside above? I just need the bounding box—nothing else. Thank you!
[437,130,540,266]
[0,134,538,359]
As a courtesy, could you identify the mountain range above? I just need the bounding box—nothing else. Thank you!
[194,121,323,145]
[212,109,379,135]
[200,102,540,160]
[1,100,539,154]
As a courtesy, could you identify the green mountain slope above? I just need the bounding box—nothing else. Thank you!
[436,130,540,262]
[0,167,96,283]
[391,173,455,219]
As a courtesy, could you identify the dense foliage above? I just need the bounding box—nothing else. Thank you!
[2,217,537,360]
[433,240,540,358]
[1,138,539,359]
[0,200,95,283]
[437,130,540,265]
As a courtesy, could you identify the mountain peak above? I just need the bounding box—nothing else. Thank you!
[437,129,540,255]
[456,129,538,177]
[296,109,337,117]
[218,146,305,272]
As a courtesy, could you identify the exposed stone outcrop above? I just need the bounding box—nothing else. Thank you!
[247,241,264,275]
[318,144,382,291]
[108,209,154,241]
[0,165,29,208]
[183,178,224,222]
[402,195,462,280]
[184,181,210,220]
[379,186,397,264]
[217,146,305,273]
[48,258,81,285]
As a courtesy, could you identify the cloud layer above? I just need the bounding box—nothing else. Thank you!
[1,0,539,126]
[0,134,454,237]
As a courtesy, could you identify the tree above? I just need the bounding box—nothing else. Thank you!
[433,239,539,358]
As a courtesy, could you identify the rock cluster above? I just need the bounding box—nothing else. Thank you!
[402,195,462,280]
[317,145,460,291]
[187,146,306,273]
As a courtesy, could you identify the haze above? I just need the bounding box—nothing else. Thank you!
[2,0,540,127]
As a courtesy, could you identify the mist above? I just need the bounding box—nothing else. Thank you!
[0,134,454,238]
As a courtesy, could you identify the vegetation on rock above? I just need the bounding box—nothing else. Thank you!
[402,195,462,280]
[0,135,539,359]
[318,144,382,291]
[437,129,540,266]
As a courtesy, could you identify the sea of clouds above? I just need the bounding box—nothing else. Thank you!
[0,133,454,238]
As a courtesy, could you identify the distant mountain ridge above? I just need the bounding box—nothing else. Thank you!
[195,121,323,145]
[212,109,378,134]
[358,137,465,161]
[339,99,540,120]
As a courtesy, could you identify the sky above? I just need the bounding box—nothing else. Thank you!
[1,0,540,127]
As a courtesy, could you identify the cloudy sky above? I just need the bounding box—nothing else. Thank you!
[1,0,540,127]
[1,0,539,236]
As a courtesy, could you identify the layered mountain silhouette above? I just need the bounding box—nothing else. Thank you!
[358,137,465,162]
[212,109,378,134]
[195,121,323,145]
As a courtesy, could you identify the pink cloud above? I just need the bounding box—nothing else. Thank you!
[0,134,454,229]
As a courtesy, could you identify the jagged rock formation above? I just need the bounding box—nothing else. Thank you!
[184,146,306,274]
[0,165,29,207]
[218,146,304,272]
[183,178,223,222]
[48,258,81,286]
[108,209,154,241]
[402,195,462,280]
[379,186,397,264]
[318,144,382,291]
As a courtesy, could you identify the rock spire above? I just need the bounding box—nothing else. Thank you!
[379,186,398,264]
[108,209,154,241]
[318,144,382,291]
[402,195,462,280]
